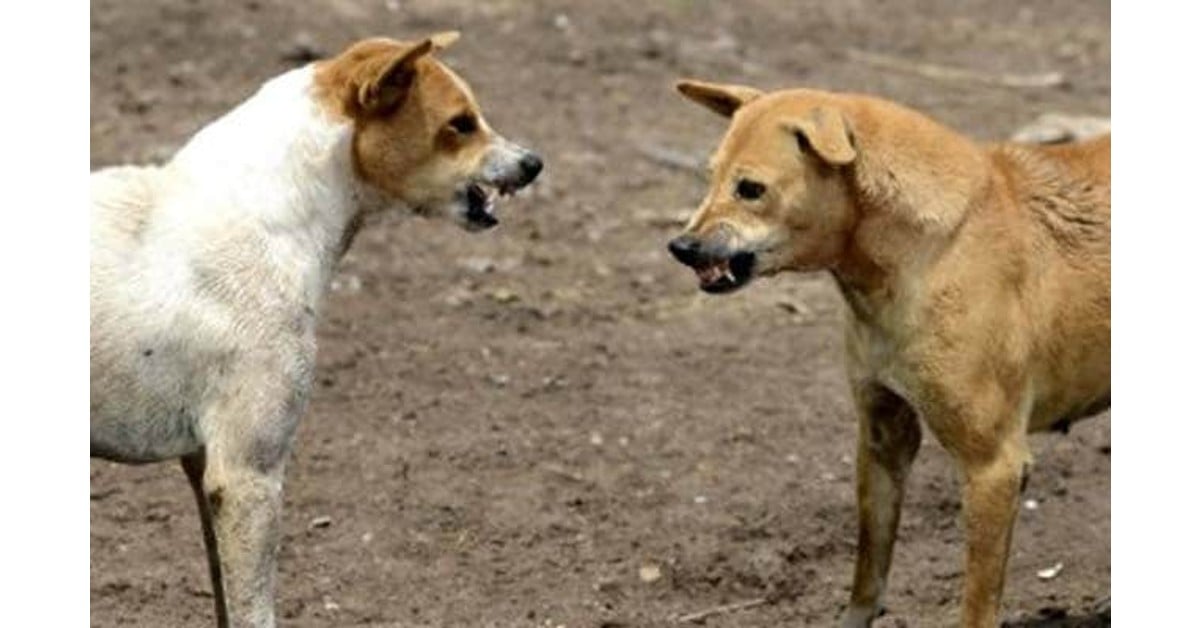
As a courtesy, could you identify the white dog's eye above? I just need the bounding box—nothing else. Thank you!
[448,114,478,135]
[735,179,766,201]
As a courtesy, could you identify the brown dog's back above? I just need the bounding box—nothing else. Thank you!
[985,135,1110,432]
[1041,133,1111,181]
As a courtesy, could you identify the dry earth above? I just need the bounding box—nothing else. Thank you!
[91,1,1110,626]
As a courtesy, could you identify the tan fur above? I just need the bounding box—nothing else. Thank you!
[672,81,1110,627]
[312,32,509,229]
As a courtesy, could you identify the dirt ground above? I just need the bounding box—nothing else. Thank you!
[90,1,1110,626]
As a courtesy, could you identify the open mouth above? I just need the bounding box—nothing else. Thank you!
[463,181,521,230]
[693,251,756,294]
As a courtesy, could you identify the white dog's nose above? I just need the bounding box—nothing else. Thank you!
[518,152,543,185]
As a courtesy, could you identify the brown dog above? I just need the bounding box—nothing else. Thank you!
[667,80,1109,627]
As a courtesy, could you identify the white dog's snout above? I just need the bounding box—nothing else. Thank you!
[483,138,540,184]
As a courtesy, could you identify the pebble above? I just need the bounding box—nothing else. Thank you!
[1037,562,1064,580]
[330,274,362,293]
[776,299,814,319]
[489,288,520,304]
[638,563,663,583]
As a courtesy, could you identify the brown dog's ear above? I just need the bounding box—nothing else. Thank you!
[427,30,461,50]
[675,79,763,118]
[783,107,857,166]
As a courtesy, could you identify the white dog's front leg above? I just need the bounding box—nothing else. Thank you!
[183,451,230,627]
[202,454,286,628]
[190,346,312,627]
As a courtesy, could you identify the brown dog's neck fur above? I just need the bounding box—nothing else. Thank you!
[829,193,889,320]
[830,200,940,325]
[830,233,892,323]
[831,182,981,319]
[823,96,998,323]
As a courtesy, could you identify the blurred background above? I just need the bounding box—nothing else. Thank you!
[90,1,1110,626]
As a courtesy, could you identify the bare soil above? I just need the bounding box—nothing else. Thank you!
[90,1,1110,626]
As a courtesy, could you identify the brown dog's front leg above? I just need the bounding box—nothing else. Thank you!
[959,448,1023,627]
[842,385,922,628]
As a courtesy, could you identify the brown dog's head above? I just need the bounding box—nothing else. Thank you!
[667,80,859,293]
[316,33,543,231]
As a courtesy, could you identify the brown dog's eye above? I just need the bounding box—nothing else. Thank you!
[448,114,478,135]
[735,179,766,201]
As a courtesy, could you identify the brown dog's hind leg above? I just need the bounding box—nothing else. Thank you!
[183,450,230,628]
[842,384,922,628]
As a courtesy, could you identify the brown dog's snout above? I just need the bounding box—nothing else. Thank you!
[667,234,704,267]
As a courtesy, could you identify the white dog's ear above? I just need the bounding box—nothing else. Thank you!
[782,107,857,166]
[675,79,763,118]
[320,32,462,117]
[356,38,439,114]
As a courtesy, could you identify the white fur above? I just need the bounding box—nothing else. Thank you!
[149,65,365,313]
[90,66,373,462]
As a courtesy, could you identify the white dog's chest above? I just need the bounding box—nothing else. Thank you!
[90,132,339,462]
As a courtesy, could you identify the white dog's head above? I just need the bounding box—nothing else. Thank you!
[315,33,542,231]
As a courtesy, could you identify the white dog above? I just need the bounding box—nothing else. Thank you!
[91,32,542,627]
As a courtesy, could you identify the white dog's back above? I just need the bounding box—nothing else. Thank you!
[91,165,160,251]
[90,165,206,461]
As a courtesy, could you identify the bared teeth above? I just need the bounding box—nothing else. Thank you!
[696,260,732,285]
[481,186,500,213]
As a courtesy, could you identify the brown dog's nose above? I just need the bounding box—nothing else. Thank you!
[519,152,543,185]
[667,234,703,266]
